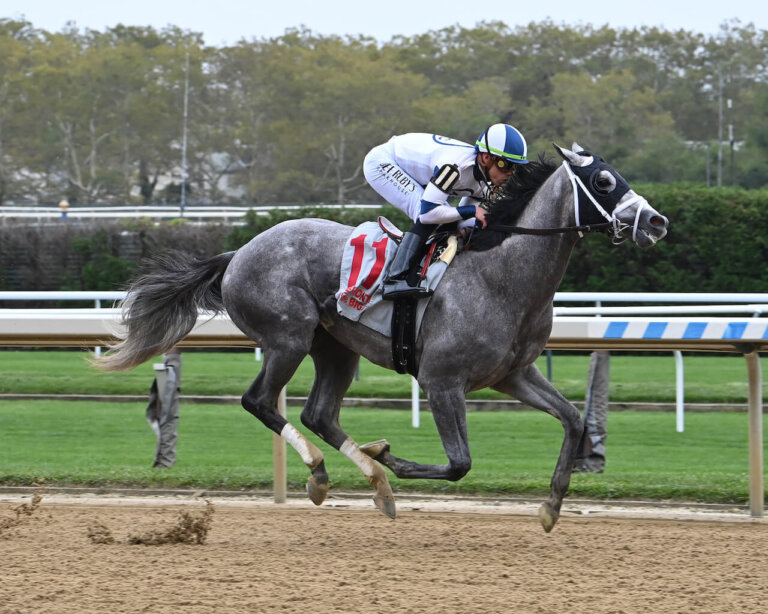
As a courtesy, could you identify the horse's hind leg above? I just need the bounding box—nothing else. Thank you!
[240,347,328,504]
[361,383,472,482]
[300,328,396,518]
[492,364,584,533]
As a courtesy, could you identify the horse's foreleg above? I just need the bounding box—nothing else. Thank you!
[492,364,584,533]
[301,329,396,518]
[362,386,472,481]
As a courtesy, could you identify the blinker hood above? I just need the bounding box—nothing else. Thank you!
[569,153,631,216]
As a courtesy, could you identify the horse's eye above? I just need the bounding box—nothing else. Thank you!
[593,173,615,194]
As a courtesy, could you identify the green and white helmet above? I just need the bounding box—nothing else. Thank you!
[475,123,529,165]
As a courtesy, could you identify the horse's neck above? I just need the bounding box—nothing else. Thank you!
[500,168,580,300]
[517,166,575,230]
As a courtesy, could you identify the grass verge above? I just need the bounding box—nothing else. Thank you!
[0,400,763,505]
[0,349,765,403]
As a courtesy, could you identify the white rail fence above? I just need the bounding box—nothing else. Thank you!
[0,204,383,223]
[0,292,765,516]
[4,290,765,416]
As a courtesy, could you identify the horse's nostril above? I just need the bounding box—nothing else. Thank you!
[650,215,666,227]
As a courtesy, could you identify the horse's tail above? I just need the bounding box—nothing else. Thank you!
[96,250,236,372]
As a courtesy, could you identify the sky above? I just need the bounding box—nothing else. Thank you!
[5,0,767,45]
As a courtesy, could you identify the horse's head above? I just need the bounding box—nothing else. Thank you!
[553,143,668,248]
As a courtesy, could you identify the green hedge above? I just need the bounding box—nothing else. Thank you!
[561,184,768,292]
[0,207,410,297]
[1,186,766,295]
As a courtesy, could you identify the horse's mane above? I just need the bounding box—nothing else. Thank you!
[468,153,558,252]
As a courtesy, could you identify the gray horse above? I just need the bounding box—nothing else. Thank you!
[98,144,668,532]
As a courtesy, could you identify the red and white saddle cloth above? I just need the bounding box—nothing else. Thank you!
[336,221,455,336]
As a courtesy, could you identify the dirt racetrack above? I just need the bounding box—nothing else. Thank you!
[1,491,767,614]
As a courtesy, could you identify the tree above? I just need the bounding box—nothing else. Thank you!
[0,19,38,204]
[1,19,768,203]
[738,83,768,188]
[217,30,425,204]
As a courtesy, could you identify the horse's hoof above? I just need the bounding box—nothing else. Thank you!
[306,475,329,506]
[360,439,390,459]
[538,502,559,533]
[373,493,397,519]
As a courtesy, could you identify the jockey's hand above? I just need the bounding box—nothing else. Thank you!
[475,206,488,229]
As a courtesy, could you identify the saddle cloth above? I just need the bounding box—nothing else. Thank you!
[336,221,454,336]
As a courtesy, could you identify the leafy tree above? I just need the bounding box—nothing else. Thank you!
[551,70,675,150]
[217,30,425,204]
[0,19,39,204]
[1,19,768,203]
[738,83,768,189]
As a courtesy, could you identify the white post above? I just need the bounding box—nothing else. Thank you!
[411,377,420,428]
[94,298,102,357]
[744,351,764,517]
[674,351,684,432]
[273,387,287,503]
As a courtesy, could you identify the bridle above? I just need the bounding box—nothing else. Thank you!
[563,160,651,244]
[486,157,651,244]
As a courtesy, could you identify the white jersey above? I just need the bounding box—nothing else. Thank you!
[363,133,492,222]
[388,133,490,203]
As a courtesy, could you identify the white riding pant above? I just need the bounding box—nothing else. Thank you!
[363,142,424,221]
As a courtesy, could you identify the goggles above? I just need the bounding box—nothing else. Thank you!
[494,156,518,171]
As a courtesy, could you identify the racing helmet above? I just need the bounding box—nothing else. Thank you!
[475,123,529,165]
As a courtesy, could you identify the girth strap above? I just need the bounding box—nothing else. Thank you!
[391,298,419,376]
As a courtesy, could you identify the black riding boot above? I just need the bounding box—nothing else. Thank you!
[382,231,431,300]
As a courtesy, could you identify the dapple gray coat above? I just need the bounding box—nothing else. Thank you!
[99,145,668,532]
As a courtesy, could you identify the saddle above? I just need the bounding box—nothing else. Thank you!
[377,216,460,275]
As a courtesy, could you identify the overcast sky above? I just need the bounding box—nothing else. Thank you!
[6,0,767,45]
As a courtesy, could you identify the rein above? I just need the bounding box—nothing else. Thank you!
[485,221,611,235]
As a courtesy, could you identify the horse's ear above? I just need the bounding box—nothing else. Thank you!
[572,142,586,153]
[552,142,582,166]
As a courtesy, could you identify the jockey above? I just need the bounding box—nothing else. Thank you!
[363,123,529,299]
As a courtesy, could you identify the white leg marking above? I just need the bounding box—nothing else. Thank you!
[340,437,377,479]
[280,424,321,467]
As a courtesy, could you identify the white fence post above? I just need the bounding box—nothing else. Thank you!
[411,377,420,428]
[674,351,685,432]
[273,387,288,504]
[744,351,764,518]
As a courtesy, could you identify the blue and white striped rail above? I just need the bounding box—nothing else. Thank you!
[549,317,768,352]
[2,311,767,352]
[603,319,767,340]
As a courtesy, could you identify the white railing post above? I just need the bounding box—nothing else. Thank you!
[273,387,288,503]
[411,377,420,428]
[674,351,685,432]
[744,350,764,517]
[94,298,102,357]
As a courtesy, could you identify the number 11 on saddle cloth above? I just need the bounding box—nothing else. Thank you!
[335,221,457,336]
